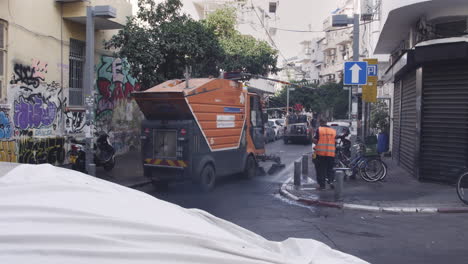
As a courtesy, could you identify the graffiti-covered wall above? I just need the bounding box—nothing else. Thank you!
[0,55,143,164]
[95,56,143,155]
[0,0,138,165]
[0,58,67,165]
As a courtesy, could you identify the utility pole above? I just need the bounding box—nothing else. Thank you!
[84,5,116,176]
[85,6,96,176]
[286,87,289,115]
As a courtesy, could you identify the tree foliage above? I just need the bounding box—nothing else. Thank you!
[269,81,348,119]
[370,101,390,133]
[204,8,278,75]
[105,1,278,90]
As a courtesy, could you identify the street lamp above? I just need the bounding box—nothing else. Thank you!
[84,5,117,176]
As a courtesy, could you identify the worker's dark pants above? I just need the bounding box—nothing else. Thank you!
[314,156,335,188]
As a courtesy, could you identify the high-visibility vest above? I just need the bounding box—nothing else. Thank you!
[315,127,336,157]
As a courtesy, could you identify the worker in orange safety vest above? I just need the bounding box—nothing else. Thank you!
[313,119,337,190]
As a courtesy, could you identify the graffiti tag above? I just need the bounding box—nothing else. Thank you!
[65,111,86,134]
[14,95,57,130]
[18,137,65,165]
[10,63,45,90]
[96,56,141,119]
[0,110,12,140]
[0,141,17,162]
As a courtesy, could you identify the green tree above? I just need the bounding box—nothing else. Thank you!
[269,81,348,118]
[370,101,390,134]
[203,7,279,75]
[105,1,278,89]
[105,0,223,89]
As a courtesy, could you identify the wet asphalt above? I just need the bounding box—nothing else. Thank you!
[141,140,468,264]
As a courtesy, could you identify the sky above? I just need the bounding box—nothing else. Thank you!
[130,0,342,59]
[270,0,341,59]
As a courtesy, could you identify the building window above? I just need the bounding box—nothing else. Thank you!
[69,39,85,106]
[0,21,6,98]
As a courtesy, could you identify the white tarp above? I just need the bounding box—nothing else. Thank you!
[0,164,368,264]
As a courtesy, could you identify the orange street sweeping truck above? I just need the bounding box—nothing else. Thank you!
[133,77,282,191]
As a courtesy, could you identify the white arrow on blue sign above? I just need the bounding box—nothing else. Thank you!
[344,61,368,85]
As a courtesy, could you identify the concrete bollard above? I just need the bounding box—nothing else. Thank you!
[294,161,301,186]
[334,170,344,201]
[302,154,308,177]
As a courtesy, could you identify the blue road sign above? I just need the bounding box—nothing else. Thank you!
[367,64,378,77]
[344,62,368,85]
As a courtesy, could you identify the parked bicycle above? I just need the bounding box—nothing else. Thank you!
[334,137,387,182]
[456,168,468,205]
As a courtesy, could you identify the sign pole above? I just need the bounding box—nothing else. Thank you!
[351,14,365,140]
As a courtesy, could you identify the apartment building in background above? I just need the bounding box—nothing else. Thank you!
[192,0,279,45]
[0,0,141,165]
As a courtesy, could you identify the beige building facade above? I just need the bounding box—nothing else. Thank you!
[0,0,142,164]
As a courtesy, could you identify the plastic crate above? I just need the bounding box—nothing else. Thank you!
[364,144,378,156]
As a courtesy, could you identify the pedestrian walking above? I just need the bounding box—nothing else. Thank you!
[313,119,336,190]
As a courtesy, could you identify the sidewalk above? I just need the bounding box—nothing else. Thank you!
[95,150,151,188]
[280,157,468,213]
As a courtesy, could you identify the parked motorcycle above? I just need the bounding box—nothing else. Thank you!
[67,132,116,173]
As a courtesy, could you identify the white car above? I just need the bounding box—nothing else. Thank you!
[268,119,285,139]
[0,163,368,264]
[327,120,351,128]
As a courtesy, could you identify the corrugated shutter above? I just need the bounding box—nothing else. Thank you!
[392,81,401,163]
[420,62,468,181]
[399,71,417,174]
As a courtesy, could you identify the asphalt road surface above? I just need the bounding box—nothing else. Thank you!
[145,140,468,264]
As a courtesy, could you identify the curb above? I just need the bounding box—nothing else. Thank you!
[279,177,468,214]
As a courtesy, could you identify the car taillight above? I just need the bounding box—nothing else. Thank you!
[144,128,151,134]
[180,129,187,136]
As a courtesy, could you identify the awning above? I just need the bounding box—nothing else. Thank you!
[374,0,468,54]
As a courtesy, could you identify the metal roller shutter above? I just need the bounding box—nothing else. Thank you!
[392,81,401,163]
[399,72,417,174]
[420,62,468,181]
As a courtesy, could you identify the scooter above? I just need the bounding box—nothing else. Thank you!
[68,132,116,173]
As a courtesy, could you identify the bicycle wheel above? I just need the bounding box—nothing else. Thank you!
[378,160,388,181]
[361,158,387,182]
[456,172,468,205]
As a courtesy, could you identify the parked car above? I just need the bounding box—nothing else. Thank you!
[327,120,351,128]
[328,120,355,136]
[264,122,276,143]
[0,163,368,264]
[268,119,284,139]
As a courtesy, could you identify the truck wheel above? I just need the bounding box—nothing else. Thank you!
[143,167,152,178]
[152,180,169,192]
[199,164,216,192]
[243,155,256,179]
